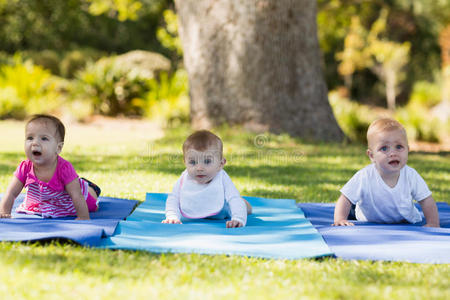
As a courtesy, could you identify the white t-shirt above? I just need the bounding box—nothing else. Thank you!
[165,169,247,225]
[340,164,431,224]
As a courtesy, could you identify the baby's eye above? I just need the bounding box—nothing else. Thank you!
[188,160,196,165]
[41,137,49,141]
[396,144,404,150]
[380,146,388,152]
[26,136,33,141]
[204,159,212,165]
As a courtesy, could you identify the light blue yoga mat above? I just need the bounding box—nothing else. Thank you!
[98,193,333,259]
[298,202,450,264]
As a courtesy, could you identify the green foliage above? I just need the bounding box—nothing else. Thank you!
[145,69,189,126]
[336,8,411,110]
[318,0,445,104]
[395,103,442,143]
[75,56,151,116]
[330,87,446,143]
[60,49,105,78]
[156,8,183,65]
[0,55,63,119]
[394,78,444,143]
[73,51,185,120]
[88,0,143,21]
[409,81,442,108]
[20,50,61,75]
[329,90,375,143]
[0,0,168,53]
[0,52,13,65]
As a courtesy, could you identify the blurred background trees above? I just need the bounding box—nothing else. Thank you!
[0,0,448,143]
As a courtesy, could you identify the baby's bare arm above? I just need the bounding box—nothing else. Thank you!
[66,178,90,220]
[332,194,354,226]
[0,176,24,218]
[419,196,440,227]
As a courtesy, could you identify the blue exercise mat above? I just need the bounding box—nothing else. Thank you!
[98,193,333,260]
[0,194,139,246]
[298,202,450,264]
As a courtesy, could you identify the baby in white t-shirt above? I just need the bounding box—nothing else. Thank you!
[162,130,252,228]
[333,118,440,227]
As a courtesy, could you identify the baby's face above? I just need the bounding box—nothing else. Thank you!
[367,128,408,176]
[25,120,62,166]
[184,147,225,184]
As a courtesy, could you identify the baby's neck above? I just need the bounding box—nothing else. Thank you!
[379,170,400,188]
[33,157,58,183]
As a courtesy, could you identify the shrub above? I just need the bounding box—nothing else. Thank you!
[20,50,61,75]
[60,48,104,79]
[329,90,377,143]
[330,87,444,144]
[0,55,64,119]
[145,69,189,126]
[75,57,152,116]
[74,51,172,117]
[409,81,441,108]
[395,102,441,143]
[0,51,13,66]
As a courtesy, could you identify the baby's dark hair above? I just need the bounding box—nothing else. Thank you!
[26,114,65,143]
[182,130,223,158]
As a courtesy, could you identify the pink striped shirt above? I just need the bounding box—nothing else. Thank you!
[14,156,88,218]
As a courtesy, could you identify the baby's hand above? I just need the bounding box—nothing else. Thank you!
[0,213,11,218]
[226,220,243,228]
[162,218,182,224]
[423,223,440,228]
[75,216,90,221]
[332,220,354,226]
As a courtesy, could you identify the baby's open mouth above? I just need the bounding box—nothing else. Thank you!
[32,151,42,156]
[389,160,400,166]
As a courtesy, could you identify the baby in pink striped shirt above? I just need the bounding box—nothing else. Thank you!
[0,114,100,220]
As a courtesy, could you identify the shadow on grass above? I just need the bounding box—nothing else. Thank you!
[1,135,448,202]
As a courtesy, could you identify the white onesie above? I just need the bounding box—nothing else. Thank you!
[165,169,247,225]
[340,164,431,223]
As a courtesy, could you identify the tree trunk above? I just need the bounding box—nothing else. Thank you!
[175,0,344,141]
[433,24,450,122]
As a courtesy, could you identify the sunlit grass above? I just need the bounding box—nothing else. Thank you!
[0,120,449,299]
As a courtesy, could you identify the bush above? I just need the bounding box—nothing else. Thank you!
[0,55,64,119]
[20,50,61,75]
[75,56,152,116]
[74,51,173,117]
[145,69,189,126]
[330,87,444,144]
[0,52,13,66]
[60,48,104,78]
[409,81,441,108]
[329,90,377,143]
[395,102,441,143]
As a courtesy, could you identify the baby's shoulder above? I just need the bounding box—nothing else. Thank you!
[353,164,376,178]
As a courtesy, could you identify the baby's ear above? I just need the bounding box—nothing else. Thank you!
[221,158,227,166]
[57,142,64,154]
[366,149,374,161]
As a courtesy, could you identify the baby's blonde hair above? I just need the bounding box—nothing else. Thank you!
[367,118,407,149]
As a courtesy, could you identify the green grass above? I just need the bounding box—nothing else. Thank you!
[0,120,449,299]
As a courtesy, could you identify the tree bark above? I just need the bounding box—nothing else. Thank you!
[175,0,344,141]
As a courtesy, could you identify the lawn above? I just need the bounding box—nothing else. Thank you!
[0,119,449,300]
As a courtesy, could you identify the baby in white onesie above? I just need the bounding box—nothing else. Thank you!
[162,130,252,228]
[333,118,440,227]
